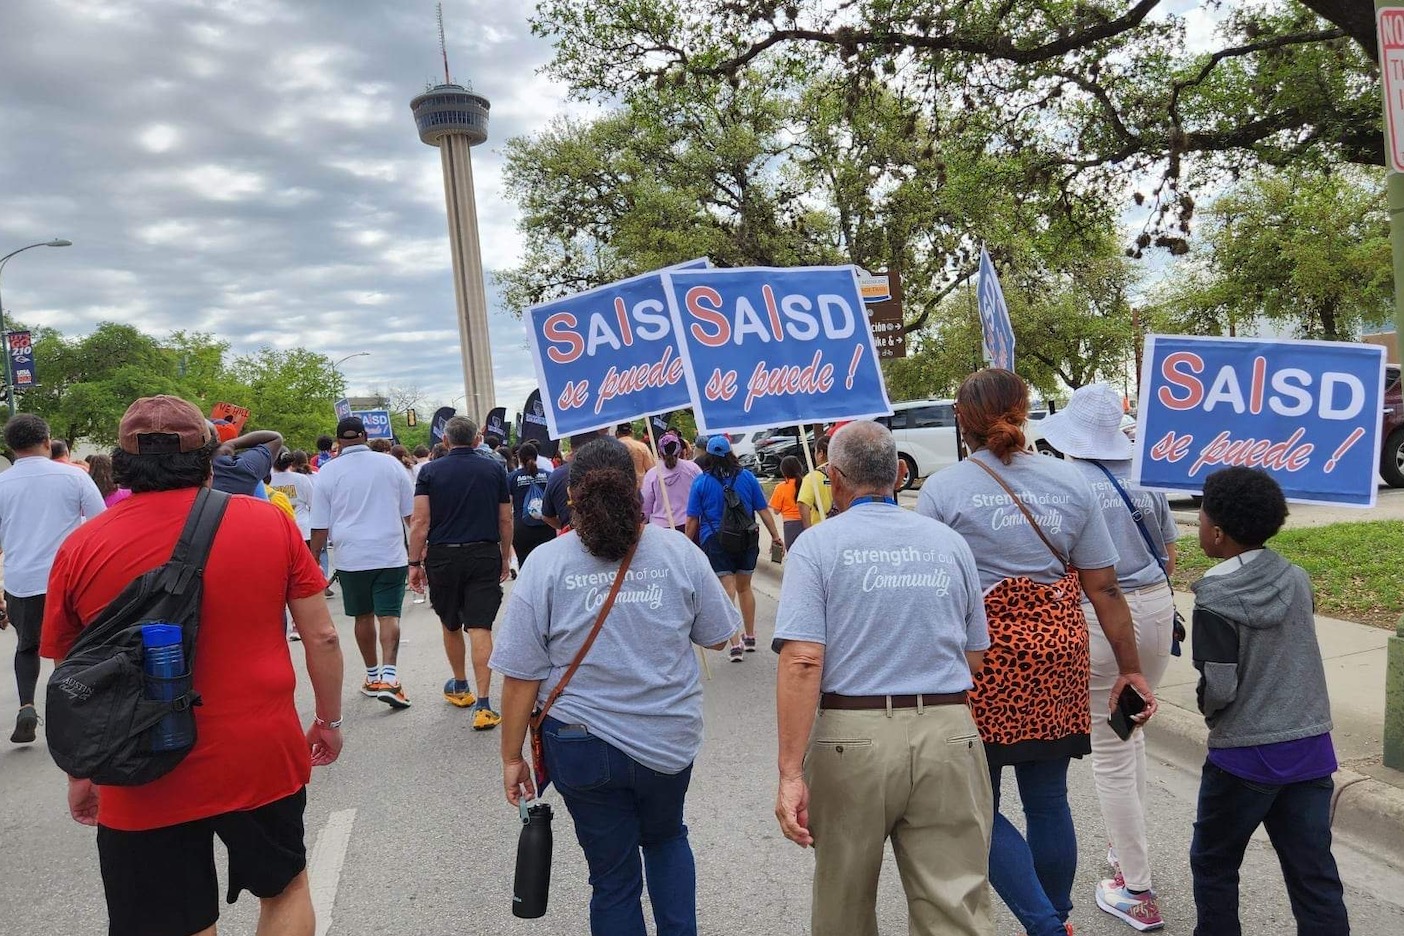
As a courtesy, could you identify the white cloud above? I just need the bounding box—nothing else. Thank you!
[138,123,180,153]
[174,164,268,201]
[0,0,563,407]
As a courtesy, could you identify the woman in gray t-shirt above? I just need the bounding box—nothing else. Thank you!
[917,368,1155,936]
[493,438,738,936]
[1038,383,1179,926]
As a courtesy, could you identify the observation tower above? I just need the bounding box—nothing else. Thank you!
[409,6,495,419]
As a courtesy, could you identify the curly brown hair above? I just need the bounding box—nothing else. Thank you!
[568,438,641,561]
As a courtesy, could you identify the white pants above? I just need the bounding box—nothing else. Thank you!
[1084,582,1174,892]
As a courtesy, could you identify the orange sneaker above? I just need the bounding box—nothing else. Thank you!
[360,678,387,698]
[378,683,412,709]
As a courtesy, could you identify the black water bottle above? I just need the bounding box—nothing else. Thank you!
[513,801,554,919]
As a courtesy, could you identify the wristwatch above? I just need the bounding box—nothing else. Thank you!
[409,560,423,568]
[314,715,343,729]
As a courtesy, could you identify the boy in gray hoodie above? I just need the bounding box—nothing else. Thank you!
[1188,467,1347,936]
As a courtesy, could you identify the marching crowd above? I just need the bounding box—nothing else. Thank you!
[0,369,1350,936]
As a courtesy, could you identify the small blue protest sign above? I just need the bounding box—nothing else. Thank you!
[525,259,708,438]
[334,397,352,421]
[977,248,1015,371]
[663,265,891,433]
[352,409,394,441]
[1132,335,1386,507]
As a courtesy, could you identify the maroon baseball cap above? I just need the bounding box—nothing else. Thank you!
[119,395,210,455]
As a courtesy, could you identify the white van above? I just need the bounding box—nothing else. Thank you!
[876,399,960,489]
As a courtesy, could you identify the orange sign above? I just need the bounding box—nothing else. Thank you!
[211,402,250,431]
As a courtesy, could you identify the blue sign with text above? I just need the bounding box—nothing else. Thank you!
[334,397,352,421]
[663,265,891,433]
[525,259,709,438]
[977,248,1015,372]
[1132,335,1386,507]
[7,331,37,389]
[351,409,393,441]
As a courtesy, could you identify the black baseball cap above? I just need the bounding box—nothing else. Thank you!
[336,416,366,439]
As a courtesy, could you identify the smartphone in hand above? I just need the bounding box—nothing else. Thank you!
[1108,684,1148,742]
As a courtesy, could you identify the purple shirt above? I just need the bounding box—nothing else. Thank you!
[1208,733,1337,785]
[641,459,702,529]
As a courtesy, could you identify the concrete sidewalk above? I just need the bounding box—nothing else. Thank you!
[749,531,1404,866]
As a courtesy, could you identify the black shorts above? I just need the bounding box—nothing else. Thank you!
[97,788,307,936]
[426,542,503,631]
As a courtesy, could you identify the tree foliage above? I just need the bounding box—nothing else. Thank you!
[530,0,1384,252]
[884,233,1138,401]
[9,322,348,450]
[1147,168,1392,340]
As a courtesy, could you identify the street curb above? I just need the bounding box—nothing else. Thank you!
[1145,696,1404,867]
[754,545,1404,867]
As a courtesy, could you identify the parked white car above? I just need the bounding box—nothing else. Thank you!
[877,399,1053,488]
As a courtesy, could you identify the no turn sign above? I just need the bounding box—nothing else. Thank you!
[1378,8,1404,172]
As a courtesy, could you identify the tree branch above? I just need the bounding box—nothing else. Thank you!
[693,0,1166,77]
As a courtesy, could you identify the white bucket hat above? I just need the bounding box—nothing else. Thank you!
[1038,383,1133,461]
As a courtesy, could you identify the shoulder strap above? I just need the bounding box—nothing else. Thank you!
[968,457,1068,570]
[1089,460,1172,586]
[530,529,642,730]
[161,488,231,596]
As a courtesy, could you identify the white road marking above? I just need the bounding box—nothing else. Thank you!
[308,808,357,936]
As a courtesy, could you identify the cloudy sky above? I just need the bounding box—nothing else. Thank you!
[0,0,589,416]
[0,1,1222,421]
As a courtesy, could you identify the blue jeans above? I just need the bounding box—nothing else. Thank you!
[1190,760,1348,936]
[989,757,1076,936]
[541,717,697,936]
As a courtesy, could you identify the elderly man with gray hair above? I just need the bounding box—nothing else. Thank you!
[773,420,995,936]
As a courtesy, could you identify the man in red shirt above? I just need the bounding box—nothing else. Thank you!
[42,396,345,936]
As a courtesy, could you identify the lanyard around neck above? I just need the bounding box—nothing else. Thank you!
[849,495,898,507]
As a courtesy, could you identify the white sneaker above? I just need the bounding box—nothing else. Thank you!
[1095,879,1164,931]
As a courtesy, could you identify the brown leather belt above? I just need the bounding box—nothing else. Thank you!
[820,692,967,710]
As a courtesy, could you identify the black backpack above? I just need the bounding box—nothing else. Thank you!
[717,474,760,556]
[46,487,229,786]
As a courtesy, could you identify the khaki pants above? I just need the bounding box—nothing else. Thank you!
[806,704,994,936]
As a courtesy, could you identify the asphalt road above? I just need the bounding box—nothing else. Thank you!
[2,581,1402,935]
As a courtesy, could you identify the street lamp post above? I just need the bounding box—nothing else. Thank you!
[0,239,72,417]
[330,351,370,399]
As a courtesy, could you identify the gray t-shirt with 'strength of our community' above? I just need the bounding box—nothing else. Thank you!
[489,524,740,775]
[1066,458,1178,591]
[917,449,1119,592]
[773,502,989,696]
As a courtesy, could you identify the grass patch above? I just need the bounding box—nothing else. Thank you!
[1171,520,1404,629]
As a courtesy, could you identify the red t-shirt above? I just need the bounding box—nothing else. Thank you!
[42,487,327,831]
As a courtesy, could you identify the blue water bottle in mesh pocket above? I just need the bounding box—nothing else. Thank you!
[141,623,193,752]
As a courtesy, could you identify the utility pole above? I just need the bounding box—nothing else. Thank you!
[1374,2,1404,769]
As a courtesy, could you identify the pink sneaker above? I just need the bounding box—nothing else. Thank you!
[1095,879,1164,931]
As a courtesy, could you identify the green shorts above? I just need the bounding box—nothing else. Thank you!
[337,566,408,618]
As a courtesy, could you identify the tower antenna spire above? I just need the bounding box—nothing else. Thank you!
[437,2,451,85]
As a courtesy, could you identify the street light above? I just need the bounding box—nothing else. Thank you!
[0,239,73,417]
[330,351,370,398]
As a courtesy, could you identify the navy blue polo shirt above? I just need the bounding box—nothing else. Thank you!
[541,462,572,528]
[414,448,510,545]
